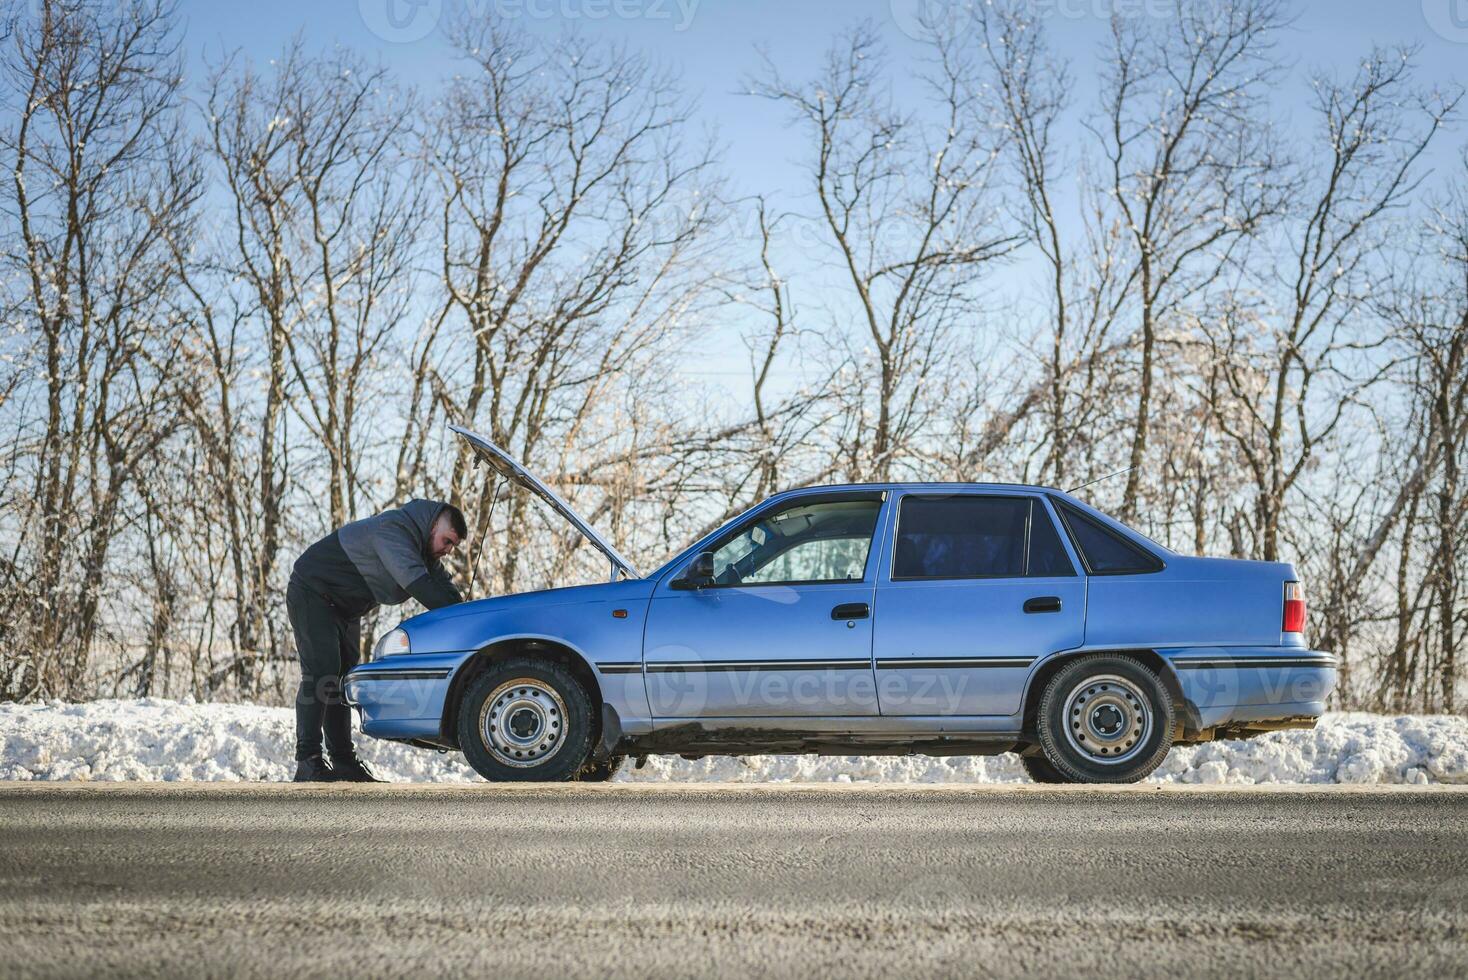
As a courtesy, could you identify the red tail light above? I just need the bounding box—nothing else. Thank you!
[1282,581,1306,633]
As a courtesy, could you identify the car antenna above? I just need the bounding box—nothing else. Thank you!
[1065,465,1136,495]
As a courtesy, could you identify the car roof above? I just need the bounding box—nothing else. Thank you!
[769,481,1071,497]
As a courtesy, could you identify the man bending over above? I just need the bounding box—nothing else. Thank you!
[288,500,467,782]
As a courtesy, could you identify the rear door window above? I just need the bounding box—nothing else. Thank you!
[1027,503,1076,577]
[893,496,1076,580]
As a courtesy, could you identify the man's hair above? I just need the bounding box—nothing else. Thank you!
[439,503,468,539]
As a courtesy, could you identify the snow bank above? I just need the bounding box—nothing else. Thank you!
[0,699,479,783]
[1,699,1465,784]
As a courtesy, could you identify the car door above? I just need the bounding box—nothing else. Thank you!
[873,492,1085,717]
[643,492,888,720]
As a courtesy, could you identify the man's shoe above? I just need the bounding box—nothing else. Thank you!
[292,755,334,782]
[328,754,384,783]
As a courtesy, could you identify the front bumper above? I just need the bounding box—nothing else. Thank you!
[343,652,471,741]
[1163,647,1338,730]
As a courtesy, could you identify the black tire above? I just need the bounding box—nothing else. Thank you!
[456,657,595,782]
[1019,752,1072,784]
[576,756,625,782]
[1036,653,1175,784]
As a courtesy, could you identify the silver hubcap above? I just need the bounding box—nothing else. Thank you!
[1062,674,1152,765]
[480,678,567,768]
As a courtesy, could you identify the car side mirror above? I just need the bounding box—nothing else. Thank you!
[671,551,716,590]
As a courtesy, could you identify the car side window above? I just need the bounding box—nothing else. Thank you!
[894,496,1024,578]
[1054,501,1163,575]
[892,495,1076,580]
[707,498,882,586]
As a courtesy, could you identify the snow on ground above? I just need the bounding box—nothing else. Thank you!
[1,699,1466,784]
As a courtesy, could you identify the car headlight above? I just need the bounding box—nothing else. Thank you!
[373,627,410,659]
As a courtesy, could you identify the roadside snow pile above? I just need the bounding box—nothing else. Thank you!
[0,699,479,783]
[1155,712,1468,786]
[630,713,1468,785]
[0,700,1465,784]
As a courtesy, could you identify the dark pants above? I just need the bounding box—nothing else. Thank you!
[287,578,362,761]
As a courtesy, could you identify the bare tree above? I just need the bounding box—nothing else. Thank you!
[1307,149,1468,707]
[1207,48,1458,561]
[968,1,1141,494]
[421,20,722,593]
[0,0,199,698]
[1094,0,1290,522]
[275,48,424,529]
[179,48,311,694]
[690,196,854,519]
[1372,170,1468,710]
[1422,177,1468,711]
[749,22,1021,481]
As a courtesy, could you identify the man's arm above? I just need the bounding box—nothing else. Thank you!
[370,513,462,609]
[407,561,463,610]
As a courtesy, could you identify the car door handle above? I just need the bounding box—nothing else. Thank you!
[1023,596,1062,614]
[831,602,870,621]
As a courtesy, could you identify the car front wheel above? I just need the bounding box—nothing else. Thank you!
[1019,752,1071,784]
[457,657,595,782]
[1035,654,1175,784]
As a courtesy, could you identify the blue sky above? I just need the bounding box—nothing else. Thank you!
[181,0,1468,197]
[174,0,1468,388]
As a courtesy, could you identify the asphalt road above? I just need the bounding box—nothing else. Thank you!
[2,783,1467,978]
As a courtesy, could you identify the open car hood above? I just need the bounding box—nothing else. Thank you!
[449,424,640,581]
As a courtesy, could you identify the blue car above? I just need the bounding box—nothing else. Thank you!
[344,426,1337,784]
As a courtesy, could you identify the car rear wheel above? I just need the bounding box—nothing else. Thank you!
[1036,654,1175,784]
[457,658,594,782]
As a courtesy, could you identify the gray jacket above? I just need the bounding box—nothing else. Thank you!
[336,499,463,610]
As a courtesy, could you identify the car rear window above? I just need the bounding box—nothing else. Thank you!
[1054,501,1163,575]
[893,496,1076,579]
